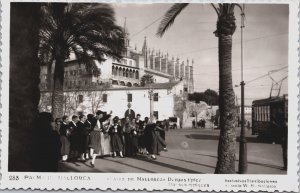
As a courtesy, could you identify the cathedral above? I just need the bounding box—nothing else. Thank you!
[40,22,194,93]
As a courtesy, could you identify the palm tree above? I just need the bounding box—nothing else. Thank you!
[157,3,243,174]
[39,3,125,118]
[10,3,41,171]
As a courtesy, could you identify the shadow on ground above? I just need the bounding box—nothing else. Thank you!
[185,134,274,144]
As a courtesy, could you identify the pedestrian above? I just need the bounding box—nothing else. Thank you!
[59,115,71,162]
[124,102,135,120]
[130,118,139,156]
[84,114,93,159]
[155,121,167,153]
[144,121,159,160]
[34,112,61,172]
[89,110,104,167]
[99,113,112,157]
[108,116,124,158]
[69,115,79,160]
[136,114,145,154]
[192,119,195,128]
[76,115,87,161]
[123,116,132,156]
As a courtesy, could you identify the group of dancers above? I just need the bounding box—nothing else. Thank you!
[55,109,168,167]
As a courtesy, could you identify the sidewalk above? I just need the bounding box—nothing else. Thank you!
[58,128,286,174]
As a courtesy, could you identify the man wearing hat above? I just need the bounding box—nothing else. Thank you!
[124,102,135,120]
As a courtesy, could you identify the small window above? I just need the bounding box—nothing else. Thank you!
[154,93,159,101]
[78,95,83,103]
[184,87,188,92]
[103,94,107,103]
[127,93,132,102]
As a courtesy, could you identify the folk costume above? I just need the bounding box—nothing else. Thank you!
[109,117,124,157]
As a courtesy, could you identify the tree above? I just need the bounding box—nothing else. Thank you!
[140,73,154,86]
[10,3,41,171]
[204,89,219,105]
[38,3,125,118]
[188,89,219,105]
[157,3,244,174]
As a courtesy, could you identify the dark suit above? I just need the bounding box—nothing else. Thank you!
[69,121,78,151]
[124,109,135,120]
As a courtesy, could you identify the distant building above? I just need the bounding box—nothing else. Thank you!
[40,21,194,93]
[39,82,188,123]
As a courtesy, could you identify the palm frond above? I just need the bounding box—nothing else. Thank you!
[38,3,125,77]
[156,3,189,37]
[211,4,220,16]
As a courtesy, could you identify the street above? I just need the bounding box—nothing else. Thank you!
[58,128,286,174]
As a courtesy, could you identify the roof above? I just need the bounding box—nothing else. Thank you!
[252,96,288,106]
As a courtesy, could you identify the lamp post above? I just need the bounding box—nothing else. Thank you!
[148,87,154,123]
[238,4,248,174]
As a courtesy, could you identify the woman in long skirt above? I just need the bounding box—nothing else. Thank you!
[109,116,124,158]
[130,118,138,156]
[99,118,112,156]
[60,115,71,161]
[89,111,103,167]
[123,116,132,156]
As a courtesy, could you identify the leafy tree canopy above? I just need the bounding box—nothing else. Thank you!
[188,89,219,105]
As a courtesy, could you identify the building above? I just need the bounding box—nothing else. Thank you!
[39,20,195,126]
[40,21,194,92]
[39,81,188,123]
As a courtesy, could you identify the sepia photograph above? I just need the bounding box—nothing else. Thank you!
[2,0,298,191]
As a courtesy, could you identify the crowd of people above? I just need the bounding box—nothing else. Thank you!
[41,105,168,169]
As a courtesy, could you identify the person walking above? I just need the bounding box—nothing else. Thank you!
[108,116,124,158]
[89,111,103,167]
[84,114,93,160]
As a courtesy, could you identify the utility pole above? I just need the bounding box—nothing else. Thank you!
[148,87,154,123]
[238,4,248,174]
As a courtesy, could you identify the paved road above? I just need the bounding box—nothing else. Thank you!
[58,128,286,174]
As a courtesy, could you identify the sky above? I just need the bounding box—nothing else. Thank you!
[111,3,289,105]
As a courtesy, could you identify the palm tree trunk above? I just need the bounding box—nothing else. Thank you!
[51,57,64,119]
[215,34,236,174]
[46,63,52,90]
[9,3,41,171]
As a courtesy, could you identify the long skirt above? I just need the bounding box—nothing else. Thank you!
[110,133,123,152]
[60,136,70,155]
[146,131,164,155]
[89,131,101,154]
[99,133,111,156]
